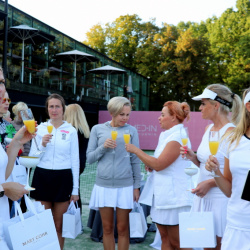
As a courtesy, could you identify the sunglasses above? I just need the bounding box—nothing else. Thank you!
[2,98,11,104]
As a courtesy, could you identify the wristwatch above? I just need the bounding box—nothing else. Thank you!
[0,184,4,197]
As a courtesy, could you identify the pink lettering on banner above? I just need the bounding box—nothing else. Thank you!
[60,130,69,133]
[99,111,211,151]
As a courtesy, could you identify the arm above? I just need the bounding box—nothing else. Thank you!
[191,179,217,197]
[206,156,232,197]
[130,128,141,189]
[6,126,35,179]
[2,182,28,201]
[180,145,200,167]
[181,124,214,167]
[86,126,109,164]
[126,140,181,172]
[70,129,80,202]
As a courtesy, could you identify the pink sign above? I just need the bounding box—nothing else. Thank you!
[99,111,211,151]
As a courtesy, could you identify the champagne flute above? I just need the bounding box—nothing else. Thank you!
[19,156,40,191]
[20,109,44,155]
[180,127,189,160]
[111,127,118,154]
[123,130,130,157]
[47,123,54,145]
[208,131,220,177]
[184,167,198,191]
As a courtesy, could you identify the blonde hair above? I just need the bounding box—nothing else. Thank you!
[107,96,131,117]
[3,110,10,118]
[225,88,250,150]
[64,104,90,138]
[163,101,190,123]
[12,102,28,117]
[206,84,242,125]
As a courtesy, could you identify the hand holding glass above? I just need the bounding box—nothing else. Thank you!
[123,130,130,157]
[111,128,118,154]
[47,124,54,145]
[208,131,220,177]
[20,109,44,155]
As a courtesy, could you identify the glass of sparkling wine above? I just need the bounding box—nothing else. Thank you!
[180,127,189,160]
[208,130,220,177]
[123,130,130,157]
[20,109,36,134]
[111,128,118,154]
[47,123,54,145]
[20,109,43,155]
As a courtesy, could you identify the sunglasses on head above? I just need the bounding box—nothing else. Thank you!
[2,98,11,104]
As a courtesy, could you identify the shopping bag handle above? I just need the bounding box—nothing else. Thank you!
[189,198,204,215]
[24,194,38,216]
[67,200,78,213]
[14,201,25,222]
[133,201,141,212]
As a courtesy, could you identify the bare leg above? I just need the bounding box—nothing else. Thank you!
[157,224,191,250]
[156,224,173,250]
[99,207,115,250]
[52,201,69,250]
[116,207,131,250]
[205,236,222,250]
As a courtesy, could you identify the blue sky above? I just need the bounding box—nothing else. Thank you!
[8,0,237,41]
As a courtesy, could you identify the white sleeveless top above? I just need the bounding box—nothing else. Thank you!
[0,145,10,237]
[151,124,193,209]
[224,135,250,230]
[196,123,234,195]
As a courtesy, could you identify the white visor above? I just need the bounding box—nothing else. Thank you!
[192,88,217,101]
[244,92,250,105]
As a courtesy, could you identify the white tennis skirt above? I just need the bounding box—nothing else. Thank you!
[222,225,250,250]
[151,205,191,225]
[89,184,134,210]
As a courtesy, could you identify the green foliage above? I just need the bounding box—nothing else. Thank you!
[84,0,250,111]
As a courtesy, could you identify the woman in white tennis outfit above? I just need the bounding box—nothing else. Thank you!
[87,97,141,250]
[126,101,193,250]
[0,75,30,249]
[206,88,250,250]
[29,94,79,250]
[181,84,242,249]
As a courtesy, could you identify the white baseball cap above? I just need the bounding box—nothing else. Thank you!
[192,88,217,101]
[244,92,250,105]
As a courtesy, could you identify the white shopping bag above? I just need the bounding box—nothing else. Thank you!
[138,173,153,206]
[129,202,147,238]
[3,195,60,250]
[62,201,82,239]
[6,158,27,184]
[179,199,216,248]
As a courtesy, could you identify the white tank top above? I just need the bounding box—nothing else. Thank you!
[196,122,234,195]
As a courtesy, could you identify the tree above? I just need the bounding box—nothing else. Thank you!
[84,24,107,54]
[206,0,250,93]
[83,0,250,110]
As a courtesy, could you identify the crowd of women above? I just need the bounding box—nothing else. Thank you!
[0,62,250,250]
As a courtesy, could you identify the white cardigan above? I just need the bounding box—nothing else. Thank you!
[29,120,79,195]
